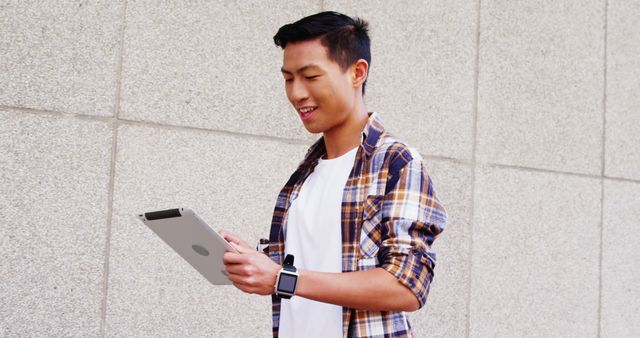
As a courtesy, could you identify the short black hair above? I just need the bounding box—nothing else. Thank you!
[273,11,371,95]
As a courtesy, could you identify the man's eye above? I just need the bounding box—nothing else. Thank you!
[284,78,293,82]
[305,75,319,80]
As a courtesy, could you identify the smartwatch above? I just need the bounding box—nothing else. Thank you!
[275,254,298,299]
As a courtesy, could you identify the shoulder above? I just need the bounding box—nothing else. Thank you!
[371,131,424,174]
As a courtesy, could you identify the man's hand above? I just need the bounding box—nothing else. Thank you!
[220,230,281,296]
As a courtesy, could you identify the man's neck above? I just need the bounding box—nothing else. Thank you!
[322,106,369,160]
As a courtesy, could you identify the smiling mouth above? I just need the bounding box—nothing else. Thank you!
[298,106,318,121]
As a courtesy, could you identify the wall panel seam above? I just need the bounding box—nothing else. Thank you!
[467,0,483,336]
[597,0,609,336]
[100,0,129,336]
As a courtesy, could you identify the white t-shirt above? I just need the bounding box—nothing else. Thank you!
[278,146,359,338]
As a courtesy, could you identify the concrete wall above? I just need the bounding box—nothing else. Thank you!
[1,1,638,337]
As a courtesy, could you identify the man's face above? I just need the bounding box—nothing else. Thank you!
[281,38,356,134]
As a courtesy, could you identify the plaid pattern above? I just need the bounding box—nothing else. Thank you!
[267,112,447,338]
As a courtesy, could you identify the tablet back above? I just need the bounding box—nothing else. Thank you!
[137,208,236,285]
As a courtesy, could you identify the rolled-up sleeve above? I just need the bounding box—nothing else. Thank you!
[378,154,447,308]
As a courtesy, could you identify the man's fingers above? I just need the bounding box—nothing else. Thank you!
[225,264,249,276]
[228,242,243,253]
[232,282,254,294]
[219,229,242,242]
[228,273,253,290]
[222,251,245,264]
[227,271,243,283]
[219,229,239,243]
[219,229,252,250]
[234,244,254,254]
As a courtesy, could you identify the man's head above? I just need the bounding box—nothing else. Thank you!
[274,11,371,134]
[274,11,371,95]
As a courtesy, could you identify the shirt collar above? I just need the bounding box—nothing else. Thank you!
[361,111,384,156]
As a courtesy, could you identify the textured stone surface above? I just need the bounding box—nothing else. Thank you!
[605,0,640,181]
[0,1,124,116]
[323,1,477,160]
[3,2,640,337]
[476,0,605,175]
[0,109,113,336]
[119,0,321,142]
[104,122,309,337]
[602,179,640,337]
[470,165,600,337]
[409,159,473,338]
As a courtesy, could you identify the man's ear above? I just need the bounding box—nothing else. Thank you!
[352,59,369,88]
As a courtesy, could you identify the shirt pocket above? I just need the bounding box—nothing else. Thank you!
[359,194,384,261]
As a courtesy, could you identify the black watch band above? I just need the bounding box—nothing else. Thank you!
[283,254,296,272]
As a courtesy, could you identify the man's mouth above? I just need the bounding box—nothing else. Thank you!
[298,106,318,121]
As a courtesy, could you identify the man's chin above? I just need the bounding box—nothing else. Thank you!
[302,123,323,134]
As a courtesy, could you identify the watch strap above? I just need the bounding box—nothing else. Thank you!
[283,254,295,267]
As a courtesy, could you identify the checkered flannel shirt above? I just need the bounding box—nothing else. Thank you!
[266,112,447,337]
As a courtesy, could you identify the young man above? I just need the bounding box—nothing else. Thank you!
[221,11,447,338]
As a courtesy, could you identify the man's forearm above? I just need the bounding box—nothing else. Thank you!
[293,267,420,312]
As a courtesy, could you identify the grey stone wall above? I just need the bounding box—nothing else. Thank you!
[1,1,638,337]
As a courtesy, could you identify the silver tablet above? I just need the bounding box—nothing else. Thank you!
[137,208,238,285]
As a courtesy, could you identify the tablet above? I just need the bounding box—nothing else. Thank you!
[137,207,238,285]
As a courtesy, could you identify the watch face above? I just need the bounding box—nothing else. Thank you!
[277,272,297,293]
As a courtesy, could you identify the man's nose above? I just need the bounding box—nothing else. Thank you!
[289,80,309,103]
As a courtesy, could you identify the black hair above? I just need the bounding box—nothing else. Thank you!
[273,11,371,95]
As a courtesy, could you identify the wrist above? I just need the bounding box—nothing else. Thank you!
[292,268,306,297]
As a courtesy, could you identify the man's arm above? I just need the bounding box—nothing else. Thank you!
[295,267,419,312]
[221,243,419,312]
[374,153,447,309]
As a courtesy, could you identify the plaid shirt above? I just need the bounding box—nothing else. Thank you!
[266,112,447,337]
